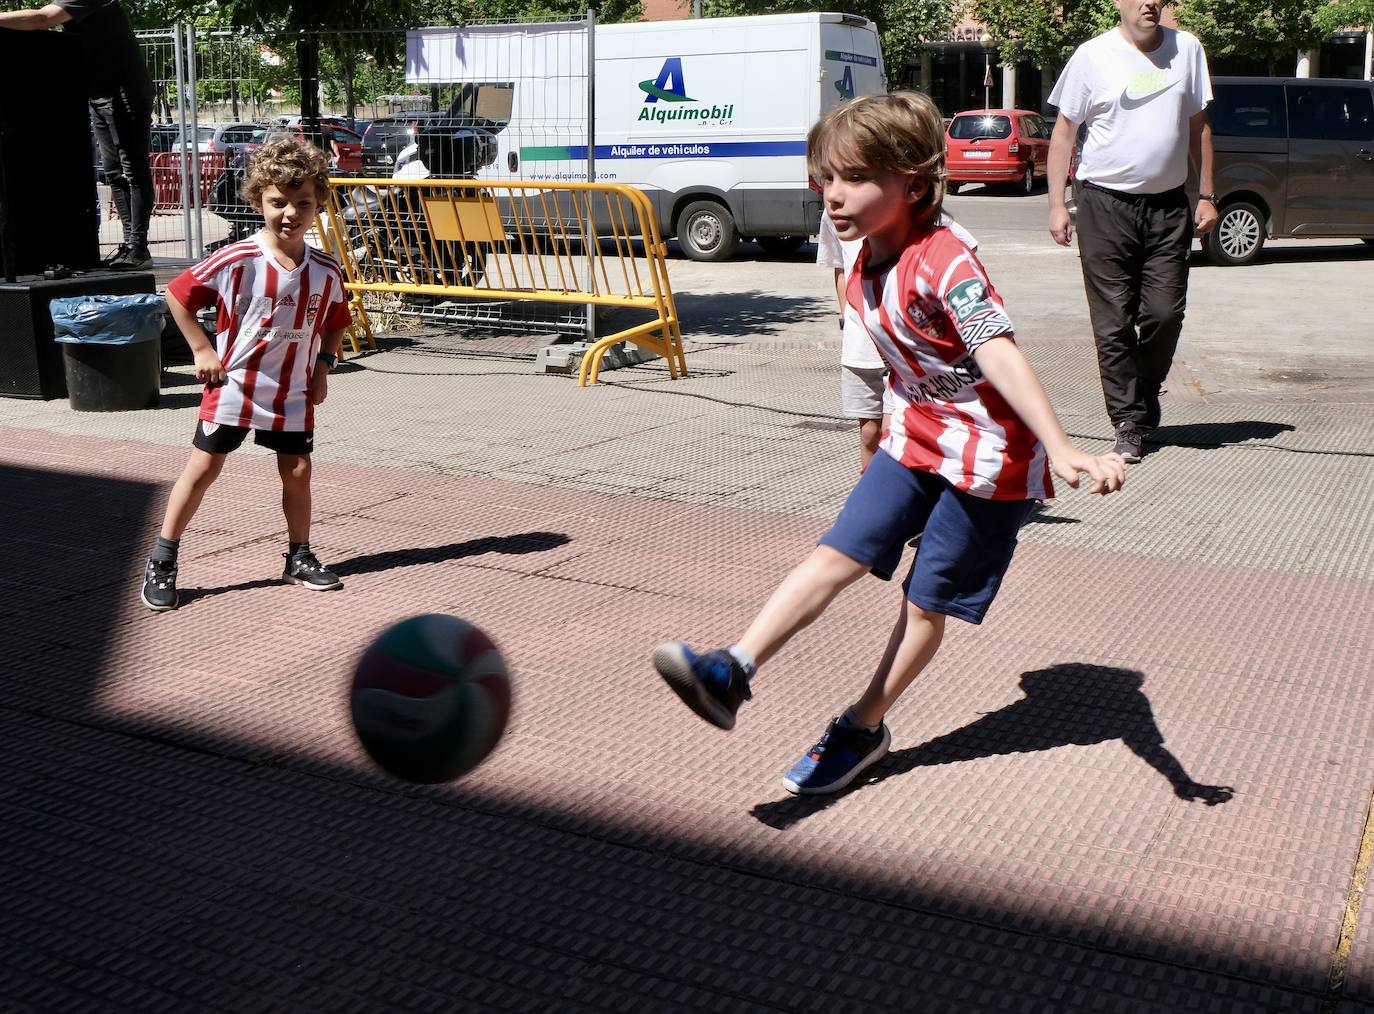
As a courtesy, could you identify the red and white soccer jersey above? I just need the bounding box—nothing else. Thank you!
[167,235,352,432]
[848,225,1053,501]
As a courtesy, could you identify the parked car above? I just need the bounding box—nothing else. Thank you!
[1206,76,1374,265]
[359,112,447,176]
[207,122,264,157]
[263,124,364,173]
[945,108,1051,195]
[148,123,215,154]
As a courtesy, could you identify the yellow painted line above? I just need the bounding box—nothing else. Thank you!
[1322,785,1374,1012]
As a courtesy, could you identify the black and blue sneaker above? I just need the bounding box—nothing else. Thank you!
[652,641,752,730]
[782,717,891,795]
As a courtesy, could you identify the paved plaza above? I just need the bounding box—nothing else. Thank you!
[4,192,1374,1012]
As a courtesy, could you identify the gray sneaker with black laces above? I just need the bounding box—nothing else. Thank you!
[282,550,342,590]
[140,558,179,611]
[1112,421,1144,464]
[107,245,153,271]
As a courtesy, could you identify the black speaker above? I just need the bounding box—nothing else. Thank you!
[0,29,100,279]
[0,269,155,399]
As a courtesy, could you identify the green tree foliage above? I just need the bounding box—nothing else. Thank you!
[699,0,956,78]
[965,0,1117,69]
[1172,0,1326,62]
[1309,0,1374,36]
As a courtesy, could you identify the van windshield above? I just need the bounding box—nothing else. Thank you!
[949,115,1011,140]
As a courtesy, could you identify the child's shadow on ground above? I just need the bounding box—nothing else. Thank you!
[751,663,1235,831]
[178,531,571,605]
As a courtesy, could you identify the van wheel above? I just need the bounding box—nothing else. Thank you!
[1205,201,1265,266]
[677,201,738,261]
[757,235,806,255]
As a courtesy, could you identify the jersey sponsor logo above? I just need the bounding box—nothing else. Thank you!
[948,278,991,323]
[1121,71,1178,108]
[899,353,983,405]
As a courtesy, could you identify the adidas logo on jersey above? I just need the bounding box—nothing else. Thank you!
[280,294,297,307]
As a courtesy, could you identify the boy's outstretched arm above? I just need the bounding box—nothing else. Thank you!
[167,292,226,386]
[972,336,1125,495]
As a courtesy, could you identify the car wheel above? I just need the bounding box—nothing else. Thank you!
[1204,201,1265,266]
[677,200,738,261]
[947,181,961,195]
[756,235,807,255]
[1019,164,1035,195]
[1362,238,1374,248]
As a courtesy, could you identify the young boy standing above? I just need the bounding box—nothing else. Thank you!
[654,92,1126,795]
[141,137,352,611]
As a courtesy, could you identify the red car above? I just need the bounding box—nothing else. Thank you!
[255,124,364,173]
[945,108,1051,195]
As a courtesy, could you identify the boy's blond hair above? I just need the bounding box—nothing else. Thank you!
[241,136,331,206]
[806,90,946,230]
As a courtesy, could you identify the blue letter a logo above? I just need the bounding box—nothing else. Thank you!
[835,65,855,100]
[639,57,693,103]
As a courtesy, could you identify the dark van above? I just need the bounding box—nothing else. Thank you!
[1208,77,1374,265]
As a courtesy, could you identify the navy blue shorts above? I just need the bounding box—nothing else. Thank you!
[818,450,1035,624]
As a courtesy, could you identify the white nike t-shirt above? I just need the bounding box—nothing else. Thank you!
[1049,26,1211,194]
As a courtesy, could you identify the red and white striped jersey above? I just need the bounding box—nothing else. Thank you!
[848,225,1053,501]
[167,235,352,432]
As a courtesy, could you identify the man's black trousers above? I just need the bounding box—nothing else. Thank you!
[90,85,155,251]
[1074,182,1193,429]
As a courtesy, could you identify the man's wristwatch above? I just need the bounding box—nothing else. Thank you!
[1198,192,1218,204]
[316,352,338,370]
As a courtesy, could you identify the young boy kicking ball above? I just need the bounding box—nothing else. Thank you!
[141,137,352,611]
[653,92,1126,794]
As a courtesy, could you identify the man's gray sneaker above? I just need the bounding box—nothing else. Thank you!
[107,246,152,271]
[283,550,342,590]
[141,558,179,611]
[1113,421,1143,463]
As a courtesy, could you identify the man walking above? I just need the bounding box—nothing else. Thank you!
[0,0,155,269]
[1046,0,1217,462]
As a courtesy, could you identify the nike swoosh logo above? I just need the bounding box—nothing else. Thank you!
[1120,79,1179,109]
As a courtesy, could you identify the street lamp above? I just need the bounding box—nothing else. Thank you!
[979,30,996,110]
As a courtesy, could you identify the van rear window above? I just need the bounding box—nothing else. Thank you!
[1210,84,1286,138]
[948,115,1011,140]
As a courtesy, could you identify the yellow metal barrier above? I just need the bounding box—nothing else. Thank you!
[316,178,685,385]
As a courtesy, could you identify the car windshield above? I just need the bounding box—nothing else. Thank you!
[949,115,1011,140]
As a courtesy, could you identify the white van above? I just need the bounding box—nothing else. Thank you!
[405,13,885,260]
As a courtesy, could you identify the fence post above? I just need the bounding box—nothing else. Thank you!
[584,7,597,344]
[172,22,193,259]
[186,22,203,257]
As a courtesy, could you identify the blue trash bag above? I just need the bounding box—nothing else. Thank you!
[50,293,166,345]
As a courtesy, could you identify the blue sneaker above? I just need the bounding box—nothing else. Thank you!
[782,717,891,795]
[652,641,752,730]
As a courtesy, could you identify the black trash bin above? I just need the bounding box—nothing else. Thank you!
[50,294,165,412]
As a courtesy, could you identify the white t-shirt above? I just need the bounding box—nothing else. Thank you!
[817,210,979,368]
[1049,26,1211,194]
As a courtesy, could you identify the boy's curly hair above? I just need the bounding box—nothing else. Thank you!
[241,136,331,206]
[806,90,947,230]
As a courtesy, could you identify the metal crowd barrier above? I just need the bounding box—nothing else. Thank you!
[315,178,686,385]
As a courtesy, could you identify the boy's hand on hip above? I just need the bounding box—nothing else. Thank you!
[310,370,328,406]
[1051,449,1125,496]
[193,348,226,386]
[1049,206,1073,247]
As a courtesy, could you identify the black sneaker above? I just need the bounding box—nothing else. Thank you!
[140,558,179,611]
[101,243,131,268]
[282,550,342,590]
[108,246,152,271]
[1112,421,1143,464]
[652,641,752,730]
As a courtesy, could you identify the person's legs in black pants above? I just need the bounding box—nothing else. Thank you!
[1075,185,1146,430]
[91,86,154,264]
[1134,193,1192,432]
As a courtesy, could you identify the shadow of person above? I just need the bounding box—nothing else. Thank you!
[1148,420,1295,450]
[179,531,572,605]
[751,663,1235,831]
